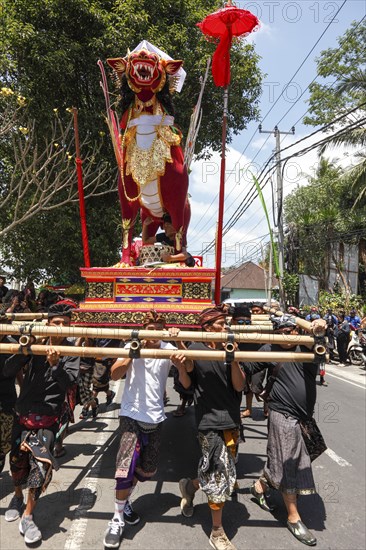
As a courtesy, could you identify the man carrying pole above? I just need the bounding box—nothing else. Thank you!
[175,304,246,550]
[249,314,327,547]
[3,303,80,544]
[103,310,185,549]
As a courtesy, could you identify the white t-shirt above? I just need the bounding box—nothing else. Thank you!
[119,341,176,424]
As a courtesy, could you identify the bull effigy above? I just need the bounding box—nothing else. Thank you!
[70,41,215,327]
[100,40,190,267]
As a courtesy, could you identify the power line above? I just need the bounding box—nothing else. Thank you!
[190,1,348,237]
[192,12,366,260]
[222,94,366,238]
[221,108,366,236]
[199,110,366,254]
[213,146,363,255]
[277,14,366,140]
[260,0,348,126]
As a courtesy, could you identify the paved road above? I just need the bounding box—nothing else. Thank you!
[1,363,365,550]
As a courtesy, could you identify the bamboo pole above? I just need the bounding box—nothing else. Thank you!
[4,313,49,321]
[0,323,317,346]
[251,314,273,320]
[263,306,283,316]
[4,312,273,322]
[262,308,322,335]
[0,343,321,363]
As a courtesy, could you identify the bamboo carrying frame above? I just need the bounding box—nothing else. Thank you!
[0,313,327,362]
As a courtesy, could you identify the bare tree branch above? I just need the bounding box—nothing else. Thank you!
[0,111,115,238]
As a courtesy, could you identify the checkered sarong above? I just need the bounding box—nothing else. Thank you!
[78,371,93,405]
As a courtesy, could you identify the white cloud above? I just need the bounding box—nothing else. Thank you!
[251,136,273,151]
[187,128,360,268]
[245,20,273,44]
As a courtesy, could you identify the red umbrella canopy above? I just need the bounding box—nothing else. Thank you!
[197,4,259,87]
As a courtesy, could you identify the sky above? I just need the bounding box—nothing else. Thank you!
[187,0,366,268]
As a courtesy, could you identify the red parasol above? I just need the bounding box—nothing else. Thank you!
[197,3,259,87]
[197,1,259,304]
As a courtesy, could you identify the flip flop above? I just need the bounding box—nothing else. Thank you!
[240,409,252,418]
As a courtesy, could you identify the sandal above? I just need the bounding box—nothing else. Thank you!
[287,520,317,546]
[241,409,252,418]
[79,408,89,420]
[250,482,275,512]
[53,447,66,458]
[173,407,186,417]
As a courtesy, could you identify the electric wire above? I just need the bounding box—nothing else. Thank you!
[199,110,366,255]
[190,1,349,237]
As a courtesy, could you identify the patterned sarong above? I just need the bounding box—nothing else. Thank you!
[115,416,162,490]
[78,371,93,405]
[0,411,15,456]
[10,422,58,500]
[198,428,239,504]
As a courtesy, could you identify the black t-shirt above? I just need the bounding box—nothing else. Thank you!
[238,341,262,353]
[0,285,9,300]
[188,342,242,431]
[4,338,80,416]
[260,343,318,421]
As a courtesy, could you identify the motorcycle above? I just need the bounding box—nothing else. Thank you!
[358,329,366,367]
[347,328,366,366]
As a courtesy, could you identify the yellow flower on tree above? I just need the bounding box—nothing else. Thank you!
[1,87,14,96]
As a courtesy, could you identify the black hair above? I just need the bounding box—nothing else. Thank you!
[232,306,252,319]
[48,303,73,319]
[251,302,264,310]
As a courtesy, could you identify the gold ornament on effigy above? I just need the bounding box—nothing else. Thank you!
[122,219,132,249]
[125,124,181,188]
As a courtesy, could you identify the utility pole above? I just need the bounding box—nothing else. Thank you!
[258,124,295,308]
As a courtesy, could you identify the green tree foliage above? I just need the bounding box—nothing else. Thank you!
[317,289,363,316]
[1,0,263,282]
[303,20,366,206]
[317,69,366,206]
[1,197,122,283]
[1,0,263,150]
[282,272,299,306]
[303,19,366,128]
[284,158,366,289]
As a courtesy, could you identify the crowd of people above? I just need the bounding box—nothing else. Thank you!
[0,276,77,314]
[292,304,365,368]
[0,293,346,550]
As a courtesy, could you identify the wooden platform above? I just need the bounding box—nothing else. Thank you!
[73,266,215,327]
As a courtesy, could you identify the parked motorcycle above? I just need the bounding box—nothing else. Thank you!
[347,329,366,366]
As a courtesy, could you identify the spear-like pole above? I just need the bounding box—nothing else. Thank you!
[73,107,91,267]
[214,85,229,304]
